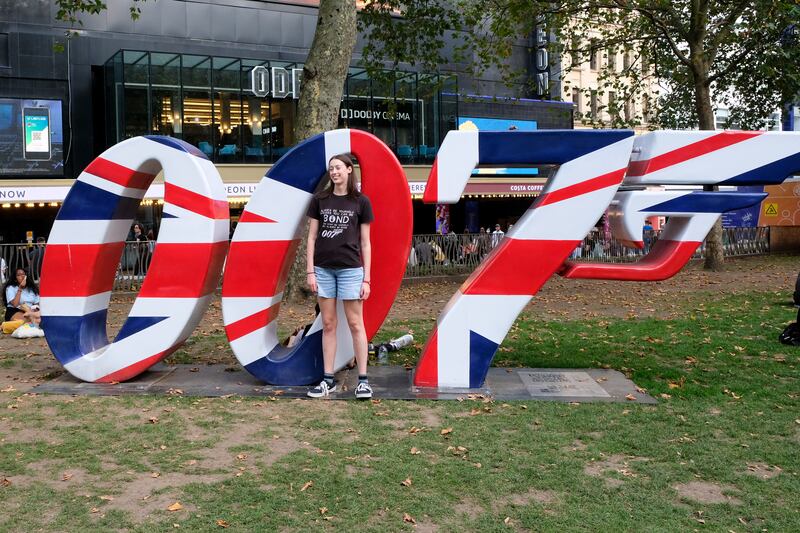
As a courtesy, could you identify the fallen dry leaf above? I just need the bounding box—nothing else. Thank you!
[1,477,11,487]
[215,519,229,528]
[151,472,161,478]
[99,495,114,501]
[300,481,313,492]
[440,427,453,435]
[148,417,159,424]
[167,502,183,512]
[319,507,328,515]
[62,473,73,481]
[403,513,416,524]
[625,394,637,401]
[410,447,421,455]
[401,477,412,487]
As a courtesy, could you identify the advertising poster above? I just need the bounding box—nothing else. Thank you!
[722,186,764,228]
[457,117,539,176]
[0,98,64,176]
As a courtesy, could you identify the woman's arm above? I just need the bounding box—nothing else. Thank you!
[306,218,319,293]
[360,223,371,300]
[7,286,21,307]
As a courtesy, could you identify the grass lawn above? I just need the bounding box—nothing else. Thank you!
[1,286,799,531]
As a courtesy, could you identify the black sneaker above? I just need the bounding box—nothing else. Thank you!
[354,381,373,399]
[307,380,336,398]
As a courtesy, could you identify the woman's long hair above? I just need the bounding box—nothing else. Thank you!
[2,267,38,307]
[317,154,360,199]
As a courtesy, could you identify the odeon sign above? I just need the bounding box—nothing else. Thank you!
[39,129,800,389]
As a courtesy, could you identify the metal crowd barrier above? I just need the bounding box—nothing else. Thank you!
[0,227,773,291]
[403,227,771,278]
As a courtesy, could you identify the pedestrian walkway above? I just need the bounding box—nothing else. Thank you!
[34,364,655,403]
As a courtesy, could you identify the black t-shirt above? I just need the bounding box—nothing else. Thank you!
[306,193,374,268]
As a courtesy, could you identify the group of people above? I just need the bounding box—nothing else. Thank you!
[411,223,510,268]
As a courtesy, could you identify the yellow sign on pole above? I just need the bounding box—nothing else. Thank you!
[764,203,779,216]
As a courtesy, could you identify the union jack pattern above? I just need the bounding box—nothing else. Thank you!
[221,129,411,385]
[414,130,800,389]
[40,136,229,383]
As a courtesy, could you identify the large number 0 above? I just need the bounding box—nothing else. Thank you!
[412,130,800,389]
[41,137,229,382]
[221,129,412,385]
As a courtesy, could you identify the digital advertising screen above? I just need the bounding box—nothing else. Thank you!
[0,98,64,177]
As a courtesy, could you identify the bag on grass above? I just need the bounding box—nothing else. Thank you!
[794,271,800,307]
[2,320,24,334]
[778,322,800,346]
[11,323,44,339]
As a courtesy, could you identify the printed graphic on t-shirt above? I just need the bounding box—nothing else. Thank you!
[320,207,356,239]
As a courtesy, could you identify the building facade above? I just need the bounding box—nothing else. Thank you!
[0,0,574,241]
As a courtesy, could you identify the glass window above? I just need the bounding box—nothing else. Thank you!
[241,59,270,162]
[150,52,181,138]
[105,51,124,145]
[213,57,243,162]
[180,55,212,158]
[343,69,372,135]
[395,72,417,162]
[123,50,149,139]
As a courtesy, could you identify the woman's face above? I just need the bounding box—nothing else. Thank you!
[328,158,352,186]
[15,269,25,283]
[134,225,142,234]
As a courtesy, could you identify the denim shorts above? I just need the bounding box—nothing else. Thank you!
[314,266,364,300]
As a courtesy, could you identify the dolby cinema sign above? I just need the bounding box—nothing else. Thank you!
[250,66,303,99]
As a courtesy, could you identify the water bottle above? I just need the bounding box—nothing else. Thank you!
[377,344,389,364]
[387,334,414,352]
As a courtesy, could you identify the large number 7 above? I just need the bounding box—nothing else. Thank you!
[414,130,635,388]
[414,130,800,389]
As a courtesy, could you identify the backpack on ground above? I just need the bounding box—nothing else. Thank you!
[779,322,800,346]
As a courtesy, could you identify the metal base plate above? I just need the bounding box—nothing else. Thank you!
[34,364,655,403]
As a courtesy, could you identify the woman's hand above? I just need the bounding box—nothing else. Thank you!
[19,275,26,288]
[360,281,371,300]
[307,272,317,293]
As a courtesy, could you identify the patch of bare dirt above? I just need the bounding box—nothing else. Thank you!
[508,488,559,506]
[106,472,213,521]
[453,497,484,520]
[584,454,649,488]
[672,481,742,505]
[745,463,782,479]
[563,439,587,452]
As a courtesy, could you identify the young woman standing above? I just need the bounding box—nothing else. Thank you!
[305,154,374,399]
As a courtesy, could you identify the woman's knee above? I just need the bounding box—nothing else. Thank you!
[322,316,337,333]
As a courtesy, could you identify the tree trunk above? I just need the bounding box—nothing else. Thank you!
[694,74,725,271]
[284,0,358,302]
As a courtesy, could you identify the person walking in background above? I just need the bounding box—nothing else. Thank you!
[27,237,46,282]
[491,223,505,248]
[305,153,374,399]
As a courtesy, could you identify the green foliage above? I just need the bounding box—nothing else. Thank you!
[54,0,149,26]
[359,1,800,130]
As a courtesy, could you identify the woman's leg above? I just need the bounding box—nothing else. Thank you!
[343,299,368,375]
[318,297,338,374]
